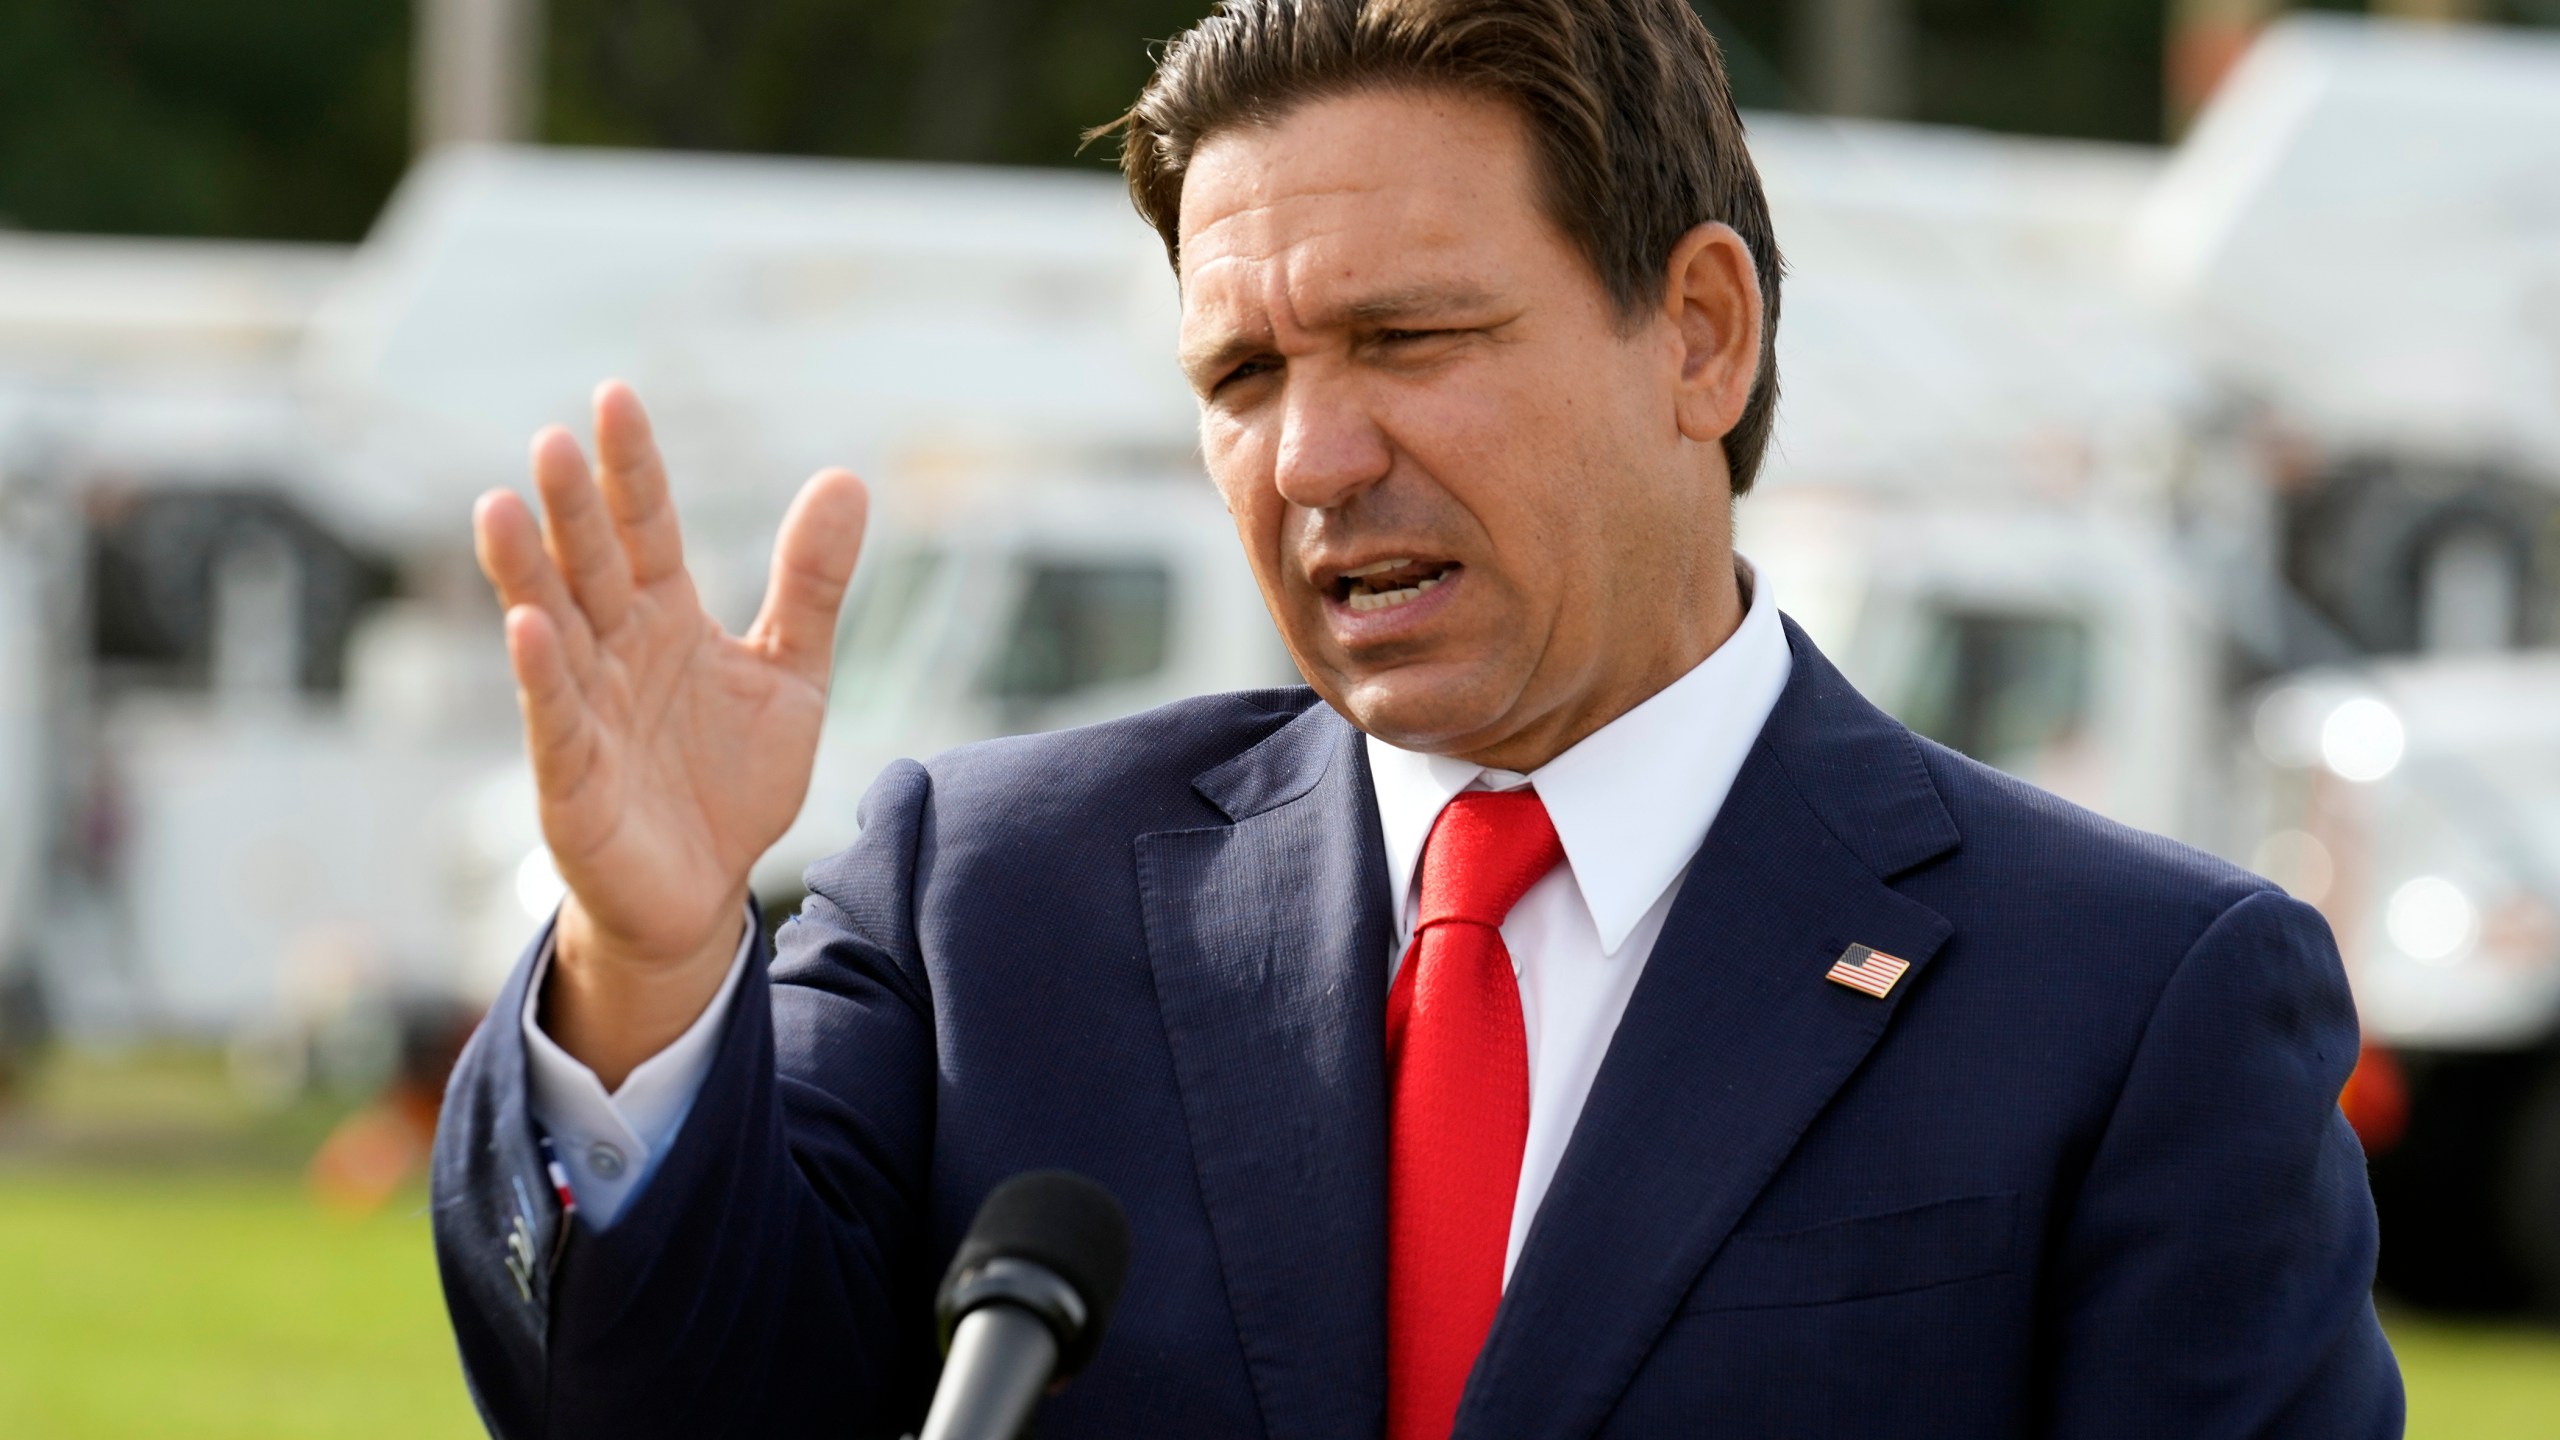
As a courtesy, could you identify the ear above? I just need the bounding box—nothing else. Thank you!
[1662,223,1763,445]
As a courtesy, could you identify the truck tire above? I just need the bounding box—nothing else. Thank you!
[2370,1050,2538,1310]
[2506,1055,2560,1315]
[0,963,47,1101]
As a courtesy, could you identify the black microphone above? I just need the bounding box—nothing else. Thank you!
[918,1170,1132,1440]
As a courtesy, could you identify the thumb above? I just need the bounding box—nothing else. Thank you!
[750,468,870,685]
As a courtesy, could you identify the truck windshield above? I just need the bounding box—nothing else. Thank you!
[979,560,1171,706]
[1899,606,2093,783]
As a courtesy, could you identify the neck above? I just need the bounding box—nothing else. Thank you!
[1452,553,1747,774]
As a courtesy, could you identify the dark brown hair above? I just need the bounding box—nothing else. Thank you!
[1095,0,1784,493]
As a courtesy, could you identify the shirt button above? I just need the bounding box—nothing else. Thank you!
[586,1142,627,1179]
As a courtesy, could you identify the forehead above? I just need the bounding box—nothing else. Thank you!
[1175,88,1558,331]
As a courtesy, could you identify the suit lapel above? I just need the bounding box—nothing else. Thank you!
[1458,622,1961,1440]
[1137,703,1393,1440]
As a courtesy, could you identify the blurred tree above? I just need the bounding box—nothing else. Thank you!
[1909,0,2169,140]
[1704,0,2168,139]
[1705,0,2431,142]
[543,0,1220,167]
[3,0,2556,241]
[1691,4,1801,110]
[0,0,410,239]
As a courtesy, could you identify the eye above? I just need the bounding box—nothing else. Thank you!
[1370,327,1479,362]
[1212,356,1279,393]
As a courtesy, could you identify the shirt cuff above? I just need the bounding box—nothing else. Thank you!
[520,903,756,1228]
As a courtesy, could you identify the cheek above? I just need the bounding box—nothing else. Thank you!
[1205,432,1294,586]
[1200,405,1269,490]
[1394,334,1621,478]
[1378,366,1590,546]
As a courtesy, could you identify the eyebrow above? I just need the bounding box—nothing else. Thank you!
[1180,280,1505,388]
[1179,329,1274,391]
[1334,281,1502,326]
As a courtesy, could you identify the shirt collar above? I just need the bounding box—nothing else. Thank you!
[1364,559,1794,956]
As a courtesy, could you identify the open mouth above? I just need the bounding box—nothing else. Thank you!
[1333,557,1460,614]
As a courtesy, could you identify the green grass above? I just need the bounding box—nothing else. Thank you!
[0,1173,482,1439]
[7,1175,2559,1440]
[0,1044,2555,1438]
[2393,1309,2560,1439]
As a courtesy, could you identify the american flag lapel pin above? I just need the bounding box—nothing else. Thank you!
[1826,943,1912,999]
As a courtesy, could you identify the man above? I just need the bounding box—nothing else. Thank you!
[433,0,2403,1435]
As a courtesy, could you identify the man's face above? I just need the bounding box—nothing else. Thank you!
[1178,87,1746,766]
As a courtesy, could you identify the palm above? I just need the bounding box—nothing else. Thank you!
[475,382,868,965]
[540,574,825,951]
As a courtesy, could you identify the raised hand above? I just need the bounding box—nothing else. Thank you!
[473,381,869,1086]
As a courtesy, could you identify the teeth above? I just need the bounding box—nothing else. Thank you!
[1342,558,1415,580]
[1345,574,1444,613]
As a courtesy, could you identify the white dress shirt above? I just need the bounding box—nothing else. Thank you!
[1365,566,1790,1280]
[527,568,1790,1238]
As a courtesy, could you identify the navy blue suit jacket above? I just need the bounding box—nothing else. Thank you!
[432,620,2402,1437]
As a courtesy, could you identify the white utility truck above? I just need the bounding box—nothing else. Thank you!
[2136,16,2560,1310]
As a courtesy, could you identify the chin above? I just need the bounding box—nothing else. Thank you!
[1323,662,1517,754]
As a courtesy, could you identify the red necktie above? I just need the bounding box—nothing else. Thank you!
[1384,788,1564,1440]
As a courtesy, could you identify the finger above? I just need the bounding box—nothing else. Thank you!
[533,425,636,634]
[749,467,871,686]
[593,381,688,587]
[474,488,596,675]
[504,604,600,804]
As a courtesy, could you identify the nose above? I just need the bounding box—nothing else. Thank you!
[1273,372,1392,512]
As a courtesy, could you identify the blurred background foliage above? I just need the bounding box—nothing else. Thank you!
[542,0,1215,164]
[0,0,412,239]
[5,0,2556,244]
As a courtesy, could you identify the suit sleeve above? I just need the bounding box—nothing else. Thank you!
[2041,887,2403,1438]
[430,759,945,1439]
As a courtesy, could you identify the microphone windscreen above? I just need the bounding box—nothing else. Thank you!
[950,1170,1132,1372]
